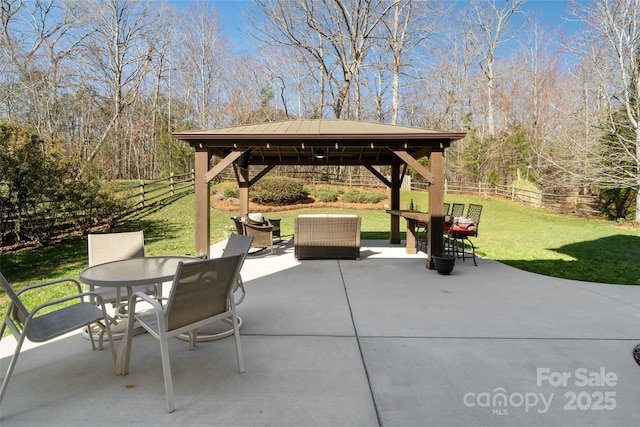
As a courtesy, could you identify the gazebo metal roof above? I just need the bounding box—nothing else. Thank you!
[173,119,466,166]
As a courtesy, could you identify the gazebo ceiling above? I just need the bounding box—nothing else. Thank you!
[173,119,466,166]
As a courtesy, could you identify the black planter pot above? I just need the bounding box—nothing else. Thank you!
[433,255,456,275]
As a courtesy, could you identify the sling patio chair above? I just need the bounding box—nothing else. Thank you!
[121,255,245,413]
[221,233,254,306]
[0,272,116,405]
[177,234,254,342]
[84,231,160,346]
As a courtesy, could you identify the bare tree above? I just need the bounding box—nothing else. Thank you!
[175,0,228,129]
[378,0,445,124]
[464,0,527,138]
[251,0,400,119]
[0,0,90,143]
[75,0,158,178]
[570,0,640,220]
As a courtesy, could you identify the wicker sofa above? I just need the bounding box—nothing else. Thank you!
[294,214,361,260]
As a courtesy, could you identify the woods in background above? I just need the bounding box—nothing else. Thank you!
[1,0,639,219]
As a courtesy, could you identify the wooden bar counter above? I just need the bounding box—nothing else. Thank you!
[386,209,430,254]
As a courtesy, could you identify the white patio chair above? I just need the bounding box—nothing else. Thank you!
[84,231,159,345]
[121,255,245,413]
[0,272,116,405]
[221,233,254,306]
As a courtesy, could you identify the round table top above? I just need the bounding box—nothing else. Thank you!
[79,256,200,287]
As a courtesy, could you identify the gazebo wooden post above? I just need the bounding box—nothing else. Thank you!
[194,147,212,258]
[237,152,250,216]
[426,148,445,269]
[390,160,401,244]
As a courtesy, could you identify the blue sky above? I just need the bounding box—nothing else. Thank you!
[170,0,581,53]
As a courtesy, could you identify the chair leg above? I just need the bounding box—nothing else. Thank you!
[230,299,244,374]
[187,330,197,351]
[232,313,244,374]
[98,307,117,363]
[0,334,27,404]
[466,237,477,266]
[89,323,98,350]
[233,276,245,306]
[159,334,176,413]
[456,236,477,266]
[450,235,459,259]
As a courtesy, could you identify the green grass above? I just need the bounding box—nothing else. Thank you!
[2,189,640,319]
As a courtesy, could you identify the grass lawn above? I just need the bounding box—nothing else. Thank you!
[2,188,640,317]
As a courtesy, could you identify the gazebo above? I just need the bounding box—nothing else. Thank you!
[173,119,465,269]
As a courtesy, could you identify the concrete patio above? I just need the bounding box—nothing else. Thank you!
[1,240,640,426]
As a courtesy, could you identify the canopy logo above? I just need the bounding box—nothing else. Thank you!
[463,388,553,415]
[462,367,618,416]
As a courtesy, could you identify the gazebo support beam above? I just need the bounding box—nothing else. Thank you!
[249,164,276,186]
[363,165,391,187]
[234,151,251,217]
[390,160,401,244]
[204,149,246,183]
[194,147,212,258]
[426,148,445,269]
[392,150,435,184]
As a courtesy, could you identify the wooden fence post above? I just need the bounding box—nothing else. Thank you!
[170,172,175,196]
[139,180,145,206]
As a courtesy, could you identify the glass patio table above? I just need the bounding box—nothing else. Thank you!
[79,255,200,374]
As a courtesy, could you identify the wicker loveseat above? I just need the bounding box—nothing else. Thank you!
[294,214,361,260]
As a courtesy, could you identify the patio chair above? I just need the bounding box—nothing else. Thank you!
[222,233,254,306]
[450,202,465,218]
[445,203,483,266]
[121,255,245,413]
[443,202,451,217]
[231,215,275,254]
[180,234,254,342]
[0,272,116,405]
[417,202,452,251]
[85,231,159,345]
[87,231,159,306]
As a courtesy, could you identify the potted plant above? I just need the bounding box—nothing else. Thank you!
[432,255,456,275]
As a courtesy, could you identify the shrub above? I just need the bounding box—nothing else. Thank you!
[223,186,239,199]
[315,189,339,202]
[340,189,387,204]
[0,121,125,247]
[251,176,307,205]
[599,187,635,220]
[307,185,343,203]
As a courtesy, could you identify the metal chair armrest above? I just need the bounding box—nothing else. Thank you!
[16,278,83,297]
